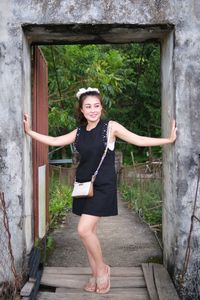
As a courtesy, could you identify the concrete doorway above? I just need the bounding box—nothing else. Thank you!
[24,24,175,257]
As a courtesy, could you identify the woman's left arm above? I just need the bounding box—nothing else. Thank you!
[112,120,177,147]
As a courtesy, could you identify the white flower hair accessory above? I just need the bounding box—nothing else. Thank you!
[76,87,100,100]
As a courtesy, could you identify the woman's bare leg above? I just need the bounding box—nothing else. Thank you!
[78,214,105,273]
[83,224,97,291]
[77,214,110,292]
[86,223,97,277]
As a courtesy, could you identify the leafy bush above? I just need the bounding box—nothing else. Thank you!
[49,175,72,230]
[120,179,162,225]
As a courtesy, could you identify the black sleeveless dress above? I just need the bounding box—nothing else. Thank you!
[72,119,118,217]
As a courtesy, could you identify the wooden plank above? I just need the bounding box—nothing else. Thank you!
[153,264,179,300]
[43,266,143,277]
[112,276,146,288]
[56,287,149,296]
[20,281,35,296]
[37,291,149,300]
[142,263,159,300]
[41,273,146,288]
[43,266,91,275]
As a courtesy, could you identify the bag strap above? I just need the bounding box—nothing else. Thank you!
[92,121,112,182]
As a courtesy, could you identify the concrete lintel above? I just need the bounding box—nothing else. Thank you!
[22,23,174,45]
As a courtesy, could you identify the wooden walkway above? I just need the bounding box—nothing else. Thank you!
[20,198,180,299]
[26,263,179,300]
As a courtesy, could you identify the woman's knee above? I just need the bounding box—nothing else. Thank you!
[77,223,91,239]
[77,215,99,238]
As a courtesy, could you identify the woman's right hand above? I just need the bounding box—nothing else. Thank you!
[23,113,31,134]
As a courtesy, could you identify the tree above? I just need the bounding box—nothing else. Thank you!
[41,42,161,163]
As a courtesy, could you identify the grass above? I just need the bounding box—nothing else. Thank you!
[34,236,55,263]
[34,175,73,263]
[49,175,73,230]
[120,178,162,226]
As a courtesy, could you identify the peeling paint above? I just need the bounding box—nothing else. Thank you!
[177,180,188,198]
[0,148,7,171]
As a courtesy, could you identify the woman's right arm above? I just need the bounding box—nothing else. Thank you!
[23,113,77,147]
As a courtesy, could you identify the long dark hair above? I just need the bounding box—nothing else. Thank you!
[75,91,105,125]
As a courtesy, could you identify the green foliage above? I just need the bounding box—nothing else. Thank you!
[120,179,162,225]
[108,43,161,163]
[33,177,72,262]
[45,236,54,258]
[41,42,161,163]
[34,236,55,264]
[49,175,72,230]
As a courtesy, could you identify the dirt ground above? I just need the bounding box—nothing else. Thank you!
[46,194,162,267]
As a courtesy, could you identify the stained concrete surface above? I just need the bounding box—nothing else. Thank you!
[47,195,161,267]
[1,0,200,293]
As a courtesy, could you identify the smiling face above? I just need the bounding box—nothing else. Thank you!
[81,95,103,123]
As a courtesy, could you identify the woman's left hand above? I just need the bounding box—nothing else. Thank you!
[169,119,177,143]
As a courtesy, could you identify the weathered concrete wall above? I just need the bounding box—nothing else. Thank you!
[0,0,200,296]
[172,2,200,295]
[0,2,29,282]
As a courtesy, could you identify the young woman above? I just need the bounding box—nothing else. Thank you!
[24,87,177,294]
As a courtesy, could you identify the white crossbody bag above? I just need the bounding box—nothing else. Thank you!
[72,122,112,198]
